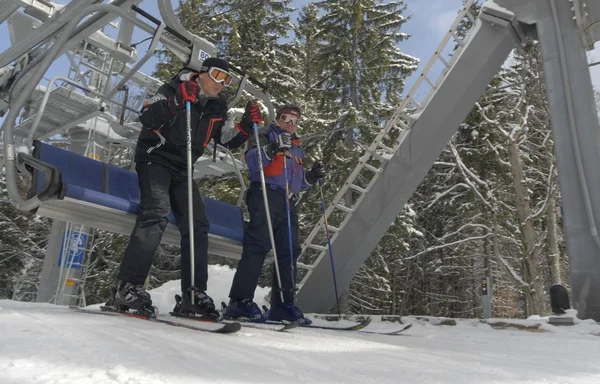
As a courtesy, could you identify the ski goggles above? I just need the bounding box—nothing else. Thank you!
[279,113,300,126]
[207,67,233,86]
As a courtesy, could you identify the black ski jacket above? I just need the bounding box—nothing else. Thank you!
[135,69,249,171]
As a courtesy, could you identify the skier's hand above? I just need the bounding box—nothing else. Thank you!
[240,101,263,134]
[306,161,326,184]
[264,133,292,159]
[276,133,292,149]
[168,80,199,114]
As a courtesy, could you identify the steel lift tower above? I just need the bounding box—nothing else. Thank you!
[296,0,600,321]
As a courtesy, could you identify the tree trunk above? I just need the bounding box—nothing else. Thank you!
[483,234,493,317]
[507,138,546,316]
[546,191,561,284]
[338,290,350,314]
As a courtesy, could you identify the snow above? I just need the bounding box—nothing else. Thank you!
[80,116,127,141]
[482,0,515,17]
[2,265,600,384]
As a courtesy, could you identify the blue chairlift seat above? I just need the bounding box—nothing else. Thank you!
[26,140,244,258]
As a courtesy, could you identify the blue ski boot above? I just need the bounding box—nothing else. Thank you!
[267,304,312,325]
[224,298,266,322]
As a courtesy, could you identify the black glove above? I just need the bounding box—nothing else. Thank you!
[263,133,292,159]
[240,101,263,135]
[306,161,326,185]
[168,80,199,114]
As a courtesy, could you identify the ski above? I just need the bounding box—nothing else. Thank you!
[69,306,241,334]
[299,317,373,332]
[235,316,373,333]
[168,311,220,323]
[244,317,410,334]
[169,311,297,332]
[234,319,300,332]
[243,317,373,332]
[358,323,413,335]
[218,302,299,332]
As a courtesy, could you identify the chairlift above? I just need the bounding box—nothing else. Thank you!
[0,0,274,260]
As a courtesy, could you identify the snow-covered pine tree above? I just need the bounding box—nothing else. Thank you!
[403,40,562,318]
[313,0,416,129]
[203,0,300,102]
[293,0,419,314]
[0,170,50,301]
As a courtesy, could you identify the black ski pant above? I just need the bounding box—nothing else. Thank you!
[118,161,210,292]
[229,183,301,306]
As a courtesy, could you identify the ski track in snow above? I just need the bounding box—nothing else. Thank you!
[1,300,600,384]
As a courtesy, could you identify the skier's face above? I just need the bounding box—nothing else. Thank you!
[197,72,224,97]
[278,119,298,134]
[277,113,300,134]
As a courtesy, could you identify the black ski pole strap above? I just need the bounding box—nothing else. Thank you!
[212,138,217,162]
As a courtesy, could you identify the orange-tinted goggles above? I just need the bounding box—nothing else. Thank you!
[208,67,233,86]
[279,113,300,126]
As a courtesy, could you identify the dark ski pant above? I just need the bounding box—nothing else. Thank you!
[229,183,301,306]
[118,162,210,292]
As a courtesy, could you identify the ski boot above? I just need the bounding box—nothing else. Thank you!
[102,282,157,317]
[223,298,266,322]
[267,303,312,325]
[171,291,220,320]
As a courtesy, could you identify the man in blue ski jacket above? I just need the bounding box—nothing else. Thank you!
[225,104,326,324]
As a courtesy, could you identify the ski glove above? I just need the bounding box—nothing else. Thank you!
[263,133,292,159]
[240,101,263,134]
[306,161,326,185]
[168,80,199,115]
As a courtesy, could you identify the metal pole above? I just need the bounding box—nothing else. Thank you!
[186,101,195,293]
[253,123,285,303]
[318,181,341,318]
[282,152,296,303]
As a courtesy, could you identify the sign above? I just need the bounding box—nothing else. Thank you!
[198,50,210,62]
[58,231,87,269]
[89,153,100,160]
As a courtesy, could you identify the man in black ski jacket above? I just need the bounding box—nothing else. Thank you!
[109,57,261,318]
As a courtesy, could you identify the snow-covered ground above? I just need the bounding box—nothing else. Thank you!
[1,265,600,384]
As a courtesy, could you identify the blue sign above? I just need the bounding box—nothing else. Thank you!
[58,231,87,269]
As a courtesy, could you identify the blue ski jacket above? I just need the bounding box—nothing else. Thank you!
[245,123,311,195]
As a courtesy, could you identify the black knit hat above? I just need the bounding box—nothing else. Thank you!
[200,57,229,73]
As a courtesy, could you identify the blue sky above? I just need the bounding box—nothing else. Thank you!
[1,0,599,100]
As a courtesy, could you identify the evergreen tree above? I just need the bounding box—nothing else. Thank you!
[0,171,50,300]
[296,0,419,314]
[313,0,417,128]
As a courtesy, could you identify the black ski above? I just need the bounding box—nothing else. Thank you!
[298,317,373,332]
[178,312,300,332]
[234,319,300,332]
[168,310,280,331]
[247,317,373,332]
[69,306,241,334]
[358,323,413,335]
[218,302,298,332]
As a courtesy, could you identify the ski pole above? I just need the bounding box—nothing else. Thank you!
[186,100,196,293]
[253,122,285,304]
[282,152,296,302]
[318,180,341,318]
